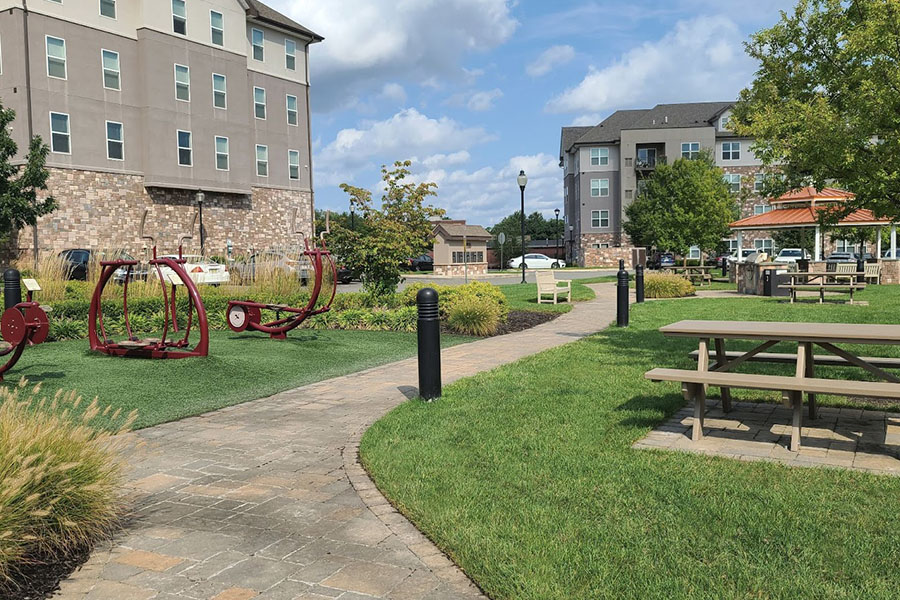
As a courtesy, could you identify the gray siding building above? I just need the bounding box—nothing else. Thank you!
[560,101,771,267]
[0,0,321,258]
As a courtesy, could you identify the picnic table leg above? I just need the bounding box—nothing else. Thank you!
[803,342,817,420]
[685,383,705,442]
[714,337,732,413]
[849,287,854,305]
[785,390,803,452]
[819,287,825,304]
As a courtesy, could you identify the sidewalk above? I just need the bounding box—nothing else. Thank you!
[56,284,618,600]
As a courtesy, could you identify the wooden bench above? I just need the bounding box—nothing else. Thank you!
[645,368,900,451]
[779,283,865,304]
[536,271,571,305]
[865,263,883,285]
[690,349,900,369]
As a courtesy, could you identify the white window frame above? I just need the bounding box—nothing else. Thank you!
[215,136,229,172]
[253,87,266,120]
[724,173,741,194]
[689,246,701,260]
[99,0,116,19]
[590,178,609,198]
[725,239,739,252]
[49,112,70,155]
[101,49,120,91]
[172,0,187,36]
[105,120,124,161]
[754,238,774,253]
[256,144,268,177]
[722,141,741,161]
[251,28,264,61]
[177,129,192,167]
[591,209,609,228]
[285,38,296,71]
[288,149,300,180]
[286,94,298,126]
[174,64,190,102]
[754,173,766,193]
[753,204,772,215]
[681,142,700,160]
[590,147,609,167]
[210,10,224,46]
[45,35,66,80]
[212,73,227,109]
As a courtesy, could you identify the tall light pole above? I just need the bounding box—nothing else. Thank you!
[517,170,528,284]
[554,208,560,264]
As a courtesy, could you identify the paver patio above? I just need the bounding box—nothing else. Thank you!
[54,284,618,600]
[635,399,900,474]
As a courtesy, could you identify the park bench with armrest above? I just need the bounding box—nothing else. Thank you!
[536,271,572,305]
[865,263,882,284]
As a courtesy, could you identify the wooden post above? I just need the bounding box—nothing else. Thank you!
[685,383,705,442]
[787,390,803,452]
[714,338,732,413]
[803,342,817,420]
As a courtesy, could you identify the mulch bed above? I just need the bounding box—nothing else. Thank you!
[2,545,94,600]
[493,310,561,335]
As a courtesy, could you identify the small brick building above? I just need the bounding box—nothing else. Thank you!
[432,221,491,277]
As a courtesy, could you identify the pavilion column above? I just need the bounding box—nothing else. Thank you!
[814,226,822,261]
[736,230,744,261]
[877,227,883,260]
[892,225,897,259]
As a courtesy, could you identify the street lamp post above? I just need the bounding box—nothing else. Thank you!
[350,207,355,231]
[196,191,205,256]
[517,170,528,284]
[554,208,560,264]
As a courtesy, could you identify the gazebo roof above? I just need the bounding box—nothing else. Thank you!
[769,186,855,204]
[730,206,891,231]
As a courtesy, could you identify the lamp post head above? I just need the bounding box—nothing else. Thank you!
[196,191,205,205]
[554,208,560,218]
[517,170,527,190]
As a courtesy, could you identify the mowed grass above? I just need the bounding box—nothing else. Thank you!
[497,281,596,313]
[362,285,900,599]
[10,330,470,430]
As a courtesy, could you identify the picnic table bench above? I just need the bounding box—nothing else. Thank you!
[662,265,714,286]
[780,282,866,304]
[644,320,900,451]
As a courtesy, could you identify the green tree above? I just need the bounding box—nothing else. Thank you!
[0,102,56,254]
[489,211,564,264]
[731,0,900,221]
[328,161,443,298]
[623,151,737,264]
[773,228,816,254]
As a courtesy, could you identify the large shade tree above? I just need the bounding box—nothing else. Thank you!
[624,151,737,263]
[731,0,900,221]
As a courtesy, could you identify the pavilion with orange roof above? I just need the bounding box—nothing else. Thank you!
[729,187,896,261]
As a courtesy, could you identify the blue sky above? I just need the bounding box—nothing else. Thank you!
[272,0,795,226]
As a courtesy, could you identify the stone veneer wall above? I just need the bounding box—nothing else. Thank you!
[581,234,634,267]
[433,263,488,277]
[14,168,313,259]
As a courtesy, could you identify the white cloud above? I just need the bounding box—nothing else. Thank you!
[276,0,518,111]
[527,45,576,77]
[467,89,504,111]
[378,83,407,104]
[546,15,755,115]
[419,151,472,167]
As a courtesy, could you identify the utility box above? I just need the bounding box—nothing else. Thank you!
[631,247,647,269]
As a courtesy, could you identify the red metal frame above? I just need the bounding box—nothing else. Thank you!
[0,288,49,380]
[88,246,210,359]
[227,238,336,339]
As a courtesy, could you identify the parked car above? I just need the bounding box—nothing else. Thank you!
[232,251,309,283]
[407,254,434,271]
[883,249,900,259]
[648,252,675,270]
[726,248,759,265]
[153,255,230,286]
[825,251,856,263]
[773,248,810,264]
[713,252,733,269]
[60,249,143,281]
[508,253,565,269]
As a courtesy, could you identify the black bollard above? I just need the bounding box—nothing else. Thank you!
[617,259,629,327]
[4,269,21,310]
[857,258,865,284]
[635,264,645,303]
[416,287,442,400]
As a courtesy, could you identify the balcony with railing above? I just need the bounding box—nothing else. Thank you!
[634,144,666,173]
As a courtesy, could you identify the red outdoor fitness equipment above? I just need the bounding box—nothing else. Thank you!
[0,270,49,380]
[88,210,209,359]
[227,236,337,339]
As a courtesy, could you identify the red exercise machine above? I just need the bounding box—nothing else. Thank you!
[0,270,49,380]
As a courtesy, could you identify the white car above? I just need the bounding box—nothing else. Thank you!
[773,248,810,264]
[152,255,230,286]
[508,253,566,269]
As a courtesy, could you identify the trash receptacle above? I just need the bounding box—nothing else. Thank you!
[763,269,791,297]
[763,269,774,296]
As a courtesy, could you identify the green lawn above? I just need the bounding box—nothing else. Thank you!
[362,285,900,599]
[11,330,470,429]
[498,281,596,313]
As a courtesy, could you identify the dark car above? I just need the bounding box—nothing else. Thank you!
[825,251,856,263]
[648,252,676,270]
[407,254,434,271]
[59,248,92,280]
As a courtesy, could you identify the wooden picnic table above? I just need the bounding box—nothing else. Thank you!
[662,265,715,286]
[645,320,900,451]
[781,272,866,304]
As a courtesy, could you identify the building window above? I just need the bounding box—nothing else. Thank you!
[753,204,773,215]
[212,73,226,109]
[681,142,699,160]
[689,246,701,260]
[256,144,268,177]
[725,238,739,252]
[624,157,633,167]
[210,11,224,46]
[254,87,266,119]
[591,210,609,228]
[288,149,300,180]
[590,147,608,166]
[49,112,70,154]
[286,94,298,126]
[174,64,190,102]
[285,38,296,70]
[106,121,123,160]
[636,179,648,196]
[452,251,484,264]
[590,178,609,197]
[46,36,66,79]
[625,189,633,200]
[172,0,186,35]
[836,239,857,254]
[215,136,229,171]
[177,130,192,166]
[100,0,116,19]
[754,239,774,253]
[101,49,120,90]
[724,173,741,193]
[722,141,741,160]
[251,28,264,61]
[754,173,766,193]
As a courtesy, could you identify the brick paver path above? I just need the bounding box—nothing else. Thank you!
[56,284,617,600]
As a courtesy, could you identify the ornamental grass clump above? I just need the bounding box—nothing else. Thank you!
[644,273,696,298]
[0,380,135,586]
[446,295,501,336]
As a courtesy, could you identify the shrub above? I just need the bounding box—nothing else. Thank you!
[401,281,508,322]
[446,295,501,336]
[644,273,696,298]
[0,382,134,585]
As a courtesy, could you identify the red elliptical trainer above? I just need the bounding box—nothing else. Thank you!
[0,270,49,380]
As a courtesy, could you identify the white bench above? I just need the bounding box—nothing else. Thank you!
[536,271,571,305]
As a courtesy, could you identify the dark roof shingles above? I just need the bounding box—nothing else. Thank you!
[246,0,323,41]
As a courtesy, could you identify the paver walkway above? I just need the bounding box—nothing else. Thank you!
[55,284,618,600]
